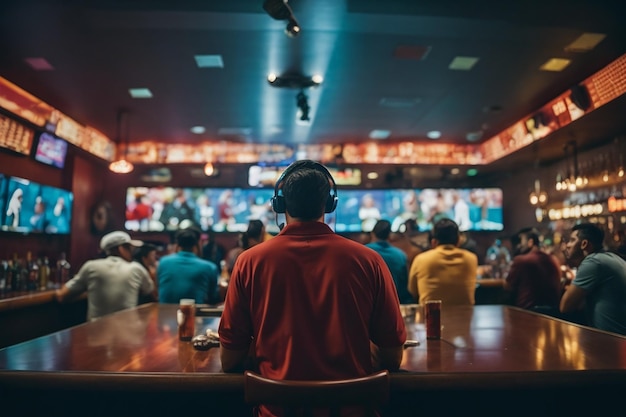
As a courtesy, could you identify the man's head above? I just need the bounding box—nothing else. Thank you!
[514,227,540,255]
[175,227,201,252]
[564,223,604,267]
[243,219,266,248]
[133,243,158,267]
[371,220,392,241]
[272,160,337,221]
[247,219,265,240]
[432,218,459,246]
[100,231,143,261]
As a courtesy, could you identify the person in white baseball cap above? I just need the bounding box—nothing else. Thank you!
[100,231,144,254]
[56,231,155,321]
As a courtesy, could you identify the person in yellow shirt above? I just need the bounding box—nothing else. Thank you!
[408,218,478,305]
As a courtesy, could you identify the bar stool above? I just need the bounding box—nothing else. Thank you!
[244,370,390,417]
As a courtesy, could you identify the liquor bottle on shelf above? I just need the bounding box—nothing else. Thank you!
[15,255,27,291]
[39,257,50,290]
[0,260,7,292]
[5,260,14,292]
[11,254,20,291]
[26,251,39,291]
[56,252,71,285]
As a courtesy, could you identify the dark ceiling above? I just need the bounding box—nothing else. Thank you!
[0,0,625,178]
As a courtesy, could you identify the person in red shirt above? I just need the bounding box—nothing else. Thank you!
[505,228,561,309]
[219,160,406,415]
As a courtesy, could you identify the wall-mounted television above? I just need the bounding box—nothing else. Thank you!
[125,187,276,233]
[333,188,503,233]
[33,132,68,168]
[125,186,503,234]
[1,176,73,234]
[0,174,7,226]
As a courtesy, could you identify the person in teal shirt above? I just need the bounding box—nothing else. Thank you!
[157,227,220,304]
[366,219,412,304]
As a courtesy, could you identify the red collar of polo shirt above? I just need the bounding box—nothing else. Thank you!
[280,221,335,236]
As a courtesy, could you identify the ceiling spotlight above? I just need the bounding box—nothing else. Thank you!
[427,130,441,139]
[190,126,205,134]
[285,16,300,37]
[296,90,310,122]
[263,0,301,38]
[262,0,292,20]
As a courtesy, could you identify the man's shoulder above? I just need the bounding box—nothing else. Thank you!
[157,253,177,265]
[127,260,150,276]
[387,244,408,259]
[586,251,626,269]
[196,256,218,270]
[454,246,478,262]
[512,252,535,265]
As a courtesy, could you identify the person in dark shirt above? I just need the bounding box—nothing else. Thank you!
[505,228,561,309]
[201,226,225,266]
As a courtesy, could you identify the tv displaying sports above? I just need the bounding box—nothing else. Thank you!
[333,188,504,233]
[34,132,68,169]
[125,187,276,233]
[125,186,503,234]
[1,176,73,234]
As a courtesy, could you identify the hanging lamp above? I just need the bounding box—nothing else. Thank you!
[109,110,134,174]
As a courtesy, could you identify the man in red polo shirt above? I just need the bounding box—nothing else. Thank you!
[219,161,406,404]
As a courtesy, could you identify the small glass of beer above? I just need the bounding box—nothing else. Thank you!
[177,298,196,341]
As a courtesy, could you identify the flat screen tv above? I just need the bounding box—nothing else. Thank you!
[125,187,276,233]
[0,173,7,225]
[333,188,503,233]
[33,132,68,168]
[1,176,73,234]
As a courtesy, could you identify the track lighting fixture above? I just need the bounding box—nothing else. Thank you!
[262,0,292,20]
[267,72,321,123]
[267,73,322,89]
[263,0,301,37]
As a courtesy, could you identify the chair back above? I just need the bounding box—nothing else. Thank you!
[244,370,390,417]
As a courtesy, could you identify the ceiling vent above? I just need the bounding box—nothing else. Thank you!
[379,97,421,108]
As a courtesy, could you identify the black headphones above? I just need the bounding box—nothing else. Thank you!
[271,160,338,214]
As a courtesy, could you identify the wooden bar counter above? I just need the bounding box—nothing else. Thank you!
[0,290,87,348]
[1,303,625,417]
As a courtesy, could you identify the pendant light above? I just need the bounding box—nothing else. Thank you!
[109,110,134,174]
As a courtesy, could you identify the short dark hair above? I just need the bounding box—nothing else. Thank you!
[246,220,264,240]
[433,218,459,245]
[517,227,540,247]
[283,167,330,220]
[572,223,604,251]
[176,228,200,250]
[372,220,392,240]
[133,243,157,263]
